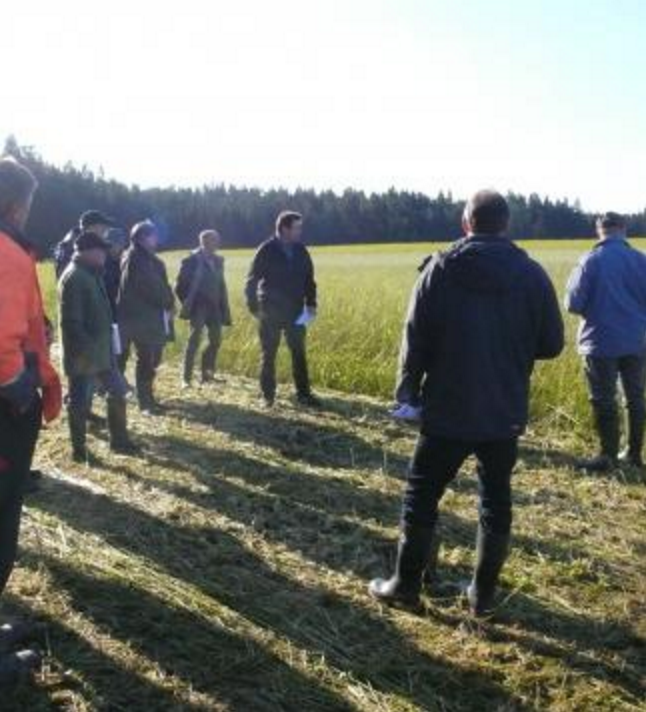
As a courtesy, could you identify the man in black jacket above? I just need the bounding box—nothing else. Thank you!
[176,230,232,386]
[245,211,320,407]
[369,190,564,616]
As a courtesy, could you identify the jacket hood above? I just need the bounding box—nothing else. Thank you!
[438,235,529,293]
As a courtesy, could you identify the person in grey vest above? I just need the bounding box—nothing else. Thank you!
[175,230,232,386]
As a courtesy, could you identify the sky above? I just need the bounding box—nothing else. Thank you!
[2,0,645,212]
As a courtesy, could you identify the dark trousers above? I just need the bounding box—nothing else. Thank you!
[584,354,646,417]
[259,319,310,400]
[402,435,518,535]
[119,341,163,407]
[0,397,41,597]
[183,310,222,382]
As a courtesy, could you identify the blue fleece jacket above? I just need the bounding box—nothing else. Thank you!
[565,237,646,358]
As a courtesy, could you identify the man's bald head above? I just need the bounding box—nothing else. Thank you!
[463,190,510,236]
[199,229,221,253]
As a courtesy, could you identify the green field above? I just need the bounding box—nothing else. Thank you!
[6,240,645,711]
[39,239,626,437]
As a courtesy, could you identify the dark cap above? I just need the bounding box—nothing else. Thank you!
[75,230,110,253]
[596,212,626,231]
[79,209,116,229]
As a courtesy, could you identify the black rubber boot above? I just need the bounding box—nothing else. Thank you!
[0,649,41,688]
[107,398,139,455]
[137,380,163,415]
[466,527,510,617]
[68,408,88,463]
[422,534,441,590]
[619,408,645,468]
[577,408,619,472]
[0,622,36,655]
[369,524,435,608]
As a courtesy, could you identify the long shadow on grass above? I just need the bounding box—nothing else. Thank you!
[32,476,532,711]
[132,432,594,575]
[164,399,410,475]
[12,554,354,712]
[1,594,213,712]
[428,593,645,704]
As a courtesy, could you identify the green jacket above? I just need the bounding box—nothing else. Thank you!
[59,258,113,377]
[117,243,175,346]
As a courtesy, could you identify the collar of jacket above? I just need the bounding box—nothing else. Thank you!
[594,236,629,250]
[0,216,35,255]
[72,253,105,276]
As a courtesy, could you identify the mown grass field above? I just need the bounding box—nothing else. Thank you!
[4,240,645,711]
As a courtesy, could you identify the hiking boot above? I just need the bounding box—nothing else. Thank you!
[369,524,435,609]
[0,649,41,688]
[575,454,617,472]
[464,527,510,617]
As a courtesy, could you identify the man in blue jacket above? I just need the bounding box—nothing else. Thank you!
[565,212,646,471]
[369,190,564,616]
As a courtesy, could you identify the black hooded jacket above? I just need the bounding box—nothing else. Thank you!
[398,235,564,441]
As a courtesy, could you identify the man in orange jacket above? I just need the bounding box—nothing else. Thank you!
[0,157,62,687]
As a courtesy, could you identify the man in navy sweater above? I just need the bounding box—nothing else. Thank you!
[565,212,646,471]
[245,211,320,407]
[369,190,564,616]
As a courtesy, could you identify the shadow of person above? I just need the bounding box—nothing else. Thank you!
[163,399,410,475]
[31,475,532,711]
[10,554,356,711]
[427,591,645,704]
[1,594,193,711]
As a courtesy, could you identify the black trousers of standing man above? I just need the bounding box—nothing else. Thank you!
[0,397,41,597]
[259,318,310,401]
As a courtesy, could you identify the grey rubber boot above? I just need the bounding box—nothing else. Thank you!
[466,527,510,617]
[369,524,435,608]
[107,398,138,454]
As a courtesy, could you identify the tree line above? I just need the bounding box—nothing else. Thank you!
[5,136,646,257]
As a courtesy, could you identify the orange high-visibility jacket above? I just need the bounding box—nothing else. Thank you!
[0,228,59,397]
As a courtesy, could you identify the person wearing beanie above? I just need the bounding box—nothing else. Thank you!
[117,221,174,414]
[58,231,137,462]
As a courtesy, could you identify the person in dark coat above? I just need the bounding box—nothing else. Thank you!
[54,210,116,280]
[369,190,564,616]
[176,229,232,386]
[245,211,320,407]
[117,221,174,414]
[59,232,136,462]
[565,212,646,471]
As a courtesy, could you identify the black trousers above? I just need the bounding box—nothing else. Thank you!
[258,319,310,400]
[584,354,646,417]
[402,435,518,535]
[0,397,42,597]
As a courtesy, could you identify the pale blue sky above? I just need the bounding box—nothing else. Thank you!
[2,0,645,210]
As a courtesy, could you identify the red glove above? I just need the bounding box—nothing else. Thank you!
[41,369,62,423]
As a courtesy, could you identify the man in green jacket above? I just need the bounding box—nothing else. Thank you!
[175,230,232,386]
[117,221,175,414]
[59,231,136,462]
